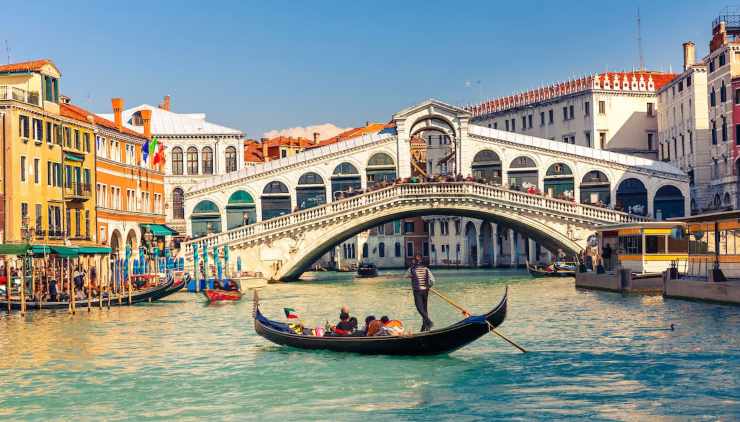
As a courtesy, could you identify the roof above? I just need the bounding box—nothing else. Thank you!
[466,70,677,117]
[98,104,242,136]
[59,102,93,125]
[595,222,686,232]
[669,210,740,223]
[63,103,146,139]
[0,59,58,74]
[243,140,265,163]
[311,122,393,148]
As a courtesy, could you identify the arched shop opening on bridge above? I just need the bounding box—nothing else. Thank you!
[507,156,538,191]
[653,185,685,220]
[580,171,610,205]
[471,150,502,185]
[262,181,291,220]
[543,163,574,200]
[366,153,396,187]
[191,200,222,238]
[616,178,648,215]
[226,190,256,230]
[331,162,361,199]
[296,172,327,210]
[464,221,478,267]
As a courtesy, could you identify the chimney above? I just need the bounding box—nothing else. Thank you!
[312,132,319,144]
[111,98,124,131]
[260,138,270,161]
[140,109,152,138]
[159,95,171,111]
[682,42,696,70]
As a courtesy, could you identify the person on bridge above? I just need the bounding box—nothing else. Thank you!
[407,254,435,332]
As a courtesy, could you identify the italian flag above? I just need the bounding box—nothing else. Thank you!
[284,308,299,319]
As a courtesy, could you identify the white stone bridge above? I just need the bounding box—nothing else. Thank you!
[180,99,689,280]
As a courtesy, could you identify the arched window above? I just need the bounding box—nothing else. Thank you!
[544,163,574,199]
[378,242,385,258]
[172,188,184,219]
[507,156,538,191]
[261,181,291,220]
[616,178,647,215]
[202,146,214,175]
[190,200,221,238]
[296,172,326,209]
[332,162,361,199]
[226,190,256,229]
[366,153,396,187]
[471,150,502,184]
[187,147,198,175]
[721,81,727,103]
[225,146,237,172]
[653,185,685,220]
[171,147,183,175]
[580,170,610,205]
[394,242,402,257]
[362,243,369,258]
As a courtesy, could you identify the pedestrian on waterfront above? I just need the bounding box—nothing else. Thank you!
[602,243,613,270]
[407,254,434,332]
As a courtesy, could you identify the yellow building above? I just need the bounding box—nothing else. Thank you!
[0,59,97,249]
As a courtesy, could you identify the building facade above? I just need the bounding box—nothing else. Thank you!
[0,60,97,249]
[467,71,676,159]
[92,100,166,256]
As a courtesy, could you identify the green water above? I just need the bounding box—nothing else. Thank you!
[1,269,738,421]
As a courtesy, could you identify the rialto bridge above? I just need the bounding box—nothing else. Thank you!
[180,99,689,280]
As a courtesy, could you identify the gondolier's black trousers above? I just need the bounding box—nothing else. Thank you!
[413,289,433,331]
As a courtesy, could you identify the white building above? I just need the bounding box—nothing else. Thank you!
[100,96,244,235]
[657,42,712,214]
[467,71,676,159]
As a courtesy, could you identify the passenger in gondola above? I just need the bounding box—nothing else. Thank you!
[48,277,58,302]
[362,315,376,335]
[381,317,405,336]
[332,311,355,335]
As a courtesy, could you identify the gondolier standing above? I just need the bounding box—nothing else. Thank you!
[408,254,434,332]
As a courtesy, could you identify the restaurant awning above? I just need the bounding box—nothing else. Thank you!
[0,243,31,256]
[32,245,51,255]
[78,246,112,255]
[64,152,84,162]
[50,246,79,258]
[141,224,177,236]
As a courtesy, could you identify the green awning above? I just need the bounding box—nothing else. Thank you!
[50,246,79,258]
[64,153,84,162]
[32,245,51,254]
[141,224,177,236]
[0,243,31,255]
[78,246,112,255]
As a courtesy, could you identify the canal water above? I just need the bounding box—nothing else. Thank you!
[1,269,738,421]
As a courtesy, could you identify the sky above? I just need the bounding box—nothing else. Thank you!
[2,1,732,138]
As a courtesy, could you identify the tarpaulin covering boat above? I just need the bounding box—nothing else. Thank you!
[202,289,242,302]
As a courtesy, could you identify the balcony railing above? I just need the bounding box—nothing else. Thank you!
[34,228,46,239]
[63,183,92,200]
[0,85,41,106]
[48,229,64,239]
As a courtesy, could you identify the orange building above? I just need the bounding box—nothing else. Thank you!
[88,98,167,257]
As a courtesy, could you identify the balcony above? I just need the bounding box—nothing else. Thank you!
[34,228,46,239]
[48,229,64,239]
[0,86,41,107]
[63,182,92,201]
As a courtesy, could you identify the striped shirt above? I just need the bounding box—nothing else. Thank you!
[408,265,435,291]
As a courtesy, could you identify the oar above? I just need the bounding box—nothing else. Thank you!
[429,287,528,353]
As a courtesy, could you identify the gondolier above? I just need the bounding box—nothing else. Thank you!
[408,254,434,332]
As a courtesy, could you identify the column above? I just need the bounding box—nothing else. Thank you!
[546,249,553,263]
[509,229,516,267]
[528,238,536,263]
[492,223,499,267]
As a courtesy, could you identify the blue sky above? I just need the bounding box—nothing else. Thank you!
[2,1,730,137]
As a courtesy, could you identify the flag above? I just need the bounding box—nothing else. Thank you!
[149,136,158,158]
[142,139,149,163]
[284,308,299,319]
[153,142,165,165]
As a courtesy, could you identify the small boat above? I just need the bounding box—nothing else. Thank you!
[202,289,242,302]
[526,260,576,277]
[0,276,178,311]
[356,262,378,278]
[253,288,508,355]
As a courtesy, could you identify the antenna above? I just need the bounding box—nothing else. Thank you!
[637,8,645,71]
[4,40,9,64]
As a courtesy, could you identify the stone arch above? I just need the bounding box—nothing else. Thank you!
[191,200,221,238]
[366,152,397,186]
[507,155,539,191]
[579,170,610,205]
[408,115,457,139]
[479,222,494,267]
[172,187,185,220]
[261,181,291,220]
[544,162,574,199]
[616,177,648,215]
[331,162,362,199]
[296,171,327,210]
[226,190,257,230]
[464,221,478,267]
[110,229,123,256]
[125,228,138,251]
[653,184,685,220]
[278,202,583,280]
[471,149,502,184]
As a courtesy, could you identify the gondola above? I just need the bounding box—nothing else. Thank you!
[0,276,178,311]
[356,262,378,278]
[253,287,508,355]
[202,288,242,302]
[526,260,576,278]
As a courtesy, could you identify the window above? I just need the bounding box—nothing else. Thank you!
[648,133,654,151]
[712,120,717,145]
[65,208,71,236]
[85,210,90,239]
[598,101,606,114]
[719,52,726,66]
[721,81,727,103]
[74,129,80,149]
[678,81,683,92]
[32,118,42,142]
[43,76,59,103]
[736,89,740,105]
[527,114,532,128]
[20,156,26,182]
[75,209,81,237]
[569,105,574,119]
[618,235,643,254]
[83,133,90,152]
[45,122,52,144]
[454,220,460,235]
[125,144,135,164]
[647,102,654,117]
[394,242,401,257]
[172,147,183,175]
[53,124,61,145]
[47,161,52,185]
[362,243,369,258]
[709,58,715,72]
[562,106,568,121]
[172,188,185,219]
[225,146,237,172]
[21,203,28,226]
[689,130,694,152]
[645,235,666,254]
[722,116,728,142]
[521,116,526,130]
[35,204,42,231]
[548,109,554,124]
[539,111,545,126]
[493,122,497,129]
[681,134,685,156]
[403,221,415,233]
[280,149,287,158]
[187,147,198,175]
[19,115,30,138]
[511,119,515,131]
[585,131,591,148]
[505,120,509,131]
[34,158,40,184]
[599,132,606,149]
[711,88,716,106]
[202,146,214,175]
[378,242,385,258]
[584,101,590,116]
[406,241,414,257]
[423,241,429,257]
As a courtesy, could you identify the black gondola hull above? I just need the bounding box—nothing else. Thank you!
[254,288,507,355]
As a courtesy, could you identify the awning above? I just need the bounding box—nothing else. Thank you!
[64,152,84,162]
[0,243,31,256]
[32,245,51,254]
[50,246,79,258]
[141,224,177,236]
[78,246,112,255]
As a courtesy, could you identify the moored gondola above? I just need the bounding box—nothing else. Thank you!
[356,262,378,278]
[526,260,576,278]
[0,276,179,311]
[253,287,508,355]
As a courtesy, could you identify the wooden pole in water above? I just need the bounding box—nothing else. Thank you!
[19,257,26,316]
[429,287,527,353]
[4,257,10,314]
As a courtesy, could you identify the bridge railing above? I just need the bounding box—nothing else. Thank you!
[181,182,648,256]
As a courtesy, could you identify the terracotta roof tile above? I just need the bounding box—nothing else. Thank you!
[0,59,55,73]
[62,102,148,139]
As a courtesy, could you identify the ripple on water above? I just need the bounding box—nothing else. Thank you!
[0,270,738,421]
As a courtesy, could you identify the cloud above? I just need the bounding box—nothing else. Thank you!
[262,123,350,140]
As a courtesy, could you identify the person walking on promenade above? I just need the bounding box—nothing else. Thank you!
[408,254,435,332]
